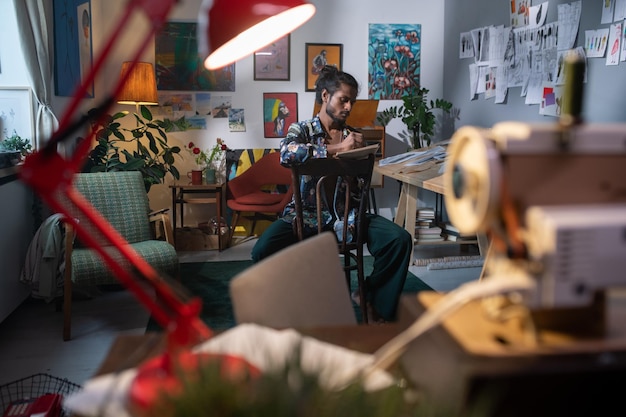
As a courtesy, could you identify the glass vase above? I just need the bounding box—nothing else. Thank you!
[205,167,216,184]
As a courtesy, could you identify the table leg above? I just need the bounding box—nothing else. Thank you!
[171,187,177,246]
[405,183,418,244]
[395,184,407,227]
[179,190,184,231]
[217,187,223,251]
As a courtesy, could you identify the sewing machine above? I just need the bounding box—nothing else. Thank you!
[446,121,626,312]
[397,120,626,416]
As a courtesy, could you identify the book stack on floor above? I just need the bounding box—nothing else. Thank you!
[441,222,476,243]
[415,207,444,243]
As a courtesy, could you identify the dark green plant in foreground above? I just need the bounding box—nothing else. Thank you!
[377,88,454,149]
[161,357,424,417]
[83,105,182,192]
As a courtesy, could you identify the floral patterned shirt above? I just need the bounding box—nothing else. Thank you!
[279,116,356,235]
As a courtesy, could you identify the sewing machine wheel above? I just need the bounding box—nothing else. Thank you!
[444,126,501,235]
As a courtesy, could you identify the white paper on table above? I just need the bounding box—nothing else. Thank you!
[402,146,447,167]
[64,324,395,417]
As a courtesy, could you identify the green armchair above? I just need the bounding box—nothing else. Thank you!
[62,171,179,340]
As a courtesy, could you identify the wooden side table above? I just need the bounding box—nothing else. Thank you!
[169,182,226,251]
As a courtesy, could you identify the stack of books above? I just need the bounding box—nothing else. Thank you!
[415,207,444,243]
[415,226,445,243]
[441,222,476,242]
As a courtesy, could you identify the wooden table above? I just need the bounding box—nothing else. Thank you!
[375,159,489,261]
[169,182,226,251]
[374,160,447,244]
[93,324,404,377]
[399,290,626,415]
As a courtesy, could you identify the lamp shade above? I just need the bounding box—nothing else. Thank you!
[198,0,316,70]
[117,61,158,106]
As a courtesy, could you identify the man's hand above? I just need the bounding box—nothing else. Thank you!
[343,130,364,149]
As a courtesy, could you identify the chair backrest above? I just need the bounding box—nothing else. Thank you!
[229,232,357,327]
[227,151,292,199]
[290,154,375,249]
[72,171,152,246]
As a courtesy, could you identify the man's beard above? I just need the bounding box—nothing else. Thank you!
[325,107,347,127]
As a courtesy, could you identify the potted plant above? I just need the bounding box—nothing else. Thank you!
[82,105,182,192]
[186,138,229,184]
[0,130,33,168]
[377,87,455,149]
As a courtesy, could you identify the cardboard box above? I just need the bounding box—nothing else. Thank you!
[175,227,229,251]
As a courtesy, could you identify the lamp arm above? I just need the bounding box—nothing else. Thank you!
[19,0,212,350]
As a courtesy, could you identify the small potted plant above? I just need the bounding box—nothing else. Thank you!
[0,130,33,168]
[187,138,229,184]
[377,87,455,149]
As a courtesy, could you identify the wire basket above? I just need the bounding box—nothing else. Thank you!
[0,373,82,417]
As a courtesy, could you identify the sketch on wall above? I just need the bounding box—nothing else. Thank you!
[229,108,246,132]
[53,0,93,97]
[155,22,235,91]
[367,23,421,100]
[254,34,290,81]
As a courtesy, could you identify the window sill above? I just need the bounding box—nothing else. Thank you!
[0,165,20,186]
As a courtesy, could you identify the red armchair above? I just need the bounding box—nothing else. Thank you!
[226,151,293,245]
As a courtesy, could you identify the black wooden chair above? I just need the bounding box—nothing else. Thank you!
[290,154,375,324]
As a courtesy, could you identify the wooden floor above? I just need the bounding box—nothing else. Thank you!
[0,237,480,387]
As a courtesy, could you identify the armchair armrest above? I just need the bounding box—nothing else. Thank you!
[149,209,174,246]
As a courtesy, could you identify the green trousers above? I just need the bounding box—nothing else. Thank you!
[251,213,413,320]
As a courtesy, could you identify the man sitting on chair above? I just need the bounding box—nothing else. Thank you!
[251,65,412,323]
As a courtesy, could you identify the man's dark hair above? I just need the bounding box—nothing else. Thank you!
[314,65,359,104]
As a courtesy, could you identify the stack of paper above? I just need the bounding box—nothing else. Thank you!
[378,146,446,167]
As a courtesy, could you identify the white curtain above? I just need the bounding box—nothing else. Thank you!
[12,0,59,150]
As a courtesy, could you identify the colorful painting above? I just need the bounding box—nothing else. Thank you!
[368,23,421,100]
[53,0,93,97]
[305,43,342,92]
[155,22,235,91]
[263,92,298,138]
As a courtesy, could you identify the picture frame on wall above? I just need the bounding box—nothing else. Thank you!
[155,21,235,91]
[0,87,34,146]
[305,43,343,91]
[262,92,298,138]
[53,0,94,97]
[254,34,290,81]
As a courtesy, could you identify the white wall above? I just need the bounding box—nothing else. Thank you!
[0,0,35,322]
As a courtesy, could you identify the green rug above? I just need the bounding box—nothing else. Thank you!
[147,257,432,332]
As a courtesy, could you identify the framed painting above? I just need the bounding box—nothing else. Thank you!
[155,22,235,91]
[254,34,290,81]
[263,92,298,138]
[305,43,343,92]
[0,87,34,147]
[53,0,94,97]
[367,23,421,100]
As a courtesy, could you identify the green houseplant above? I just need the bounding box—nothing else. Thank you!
[0,130,33,169]
[82,105,182,192]
[377,88,454,149]
[0,130,33,157]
